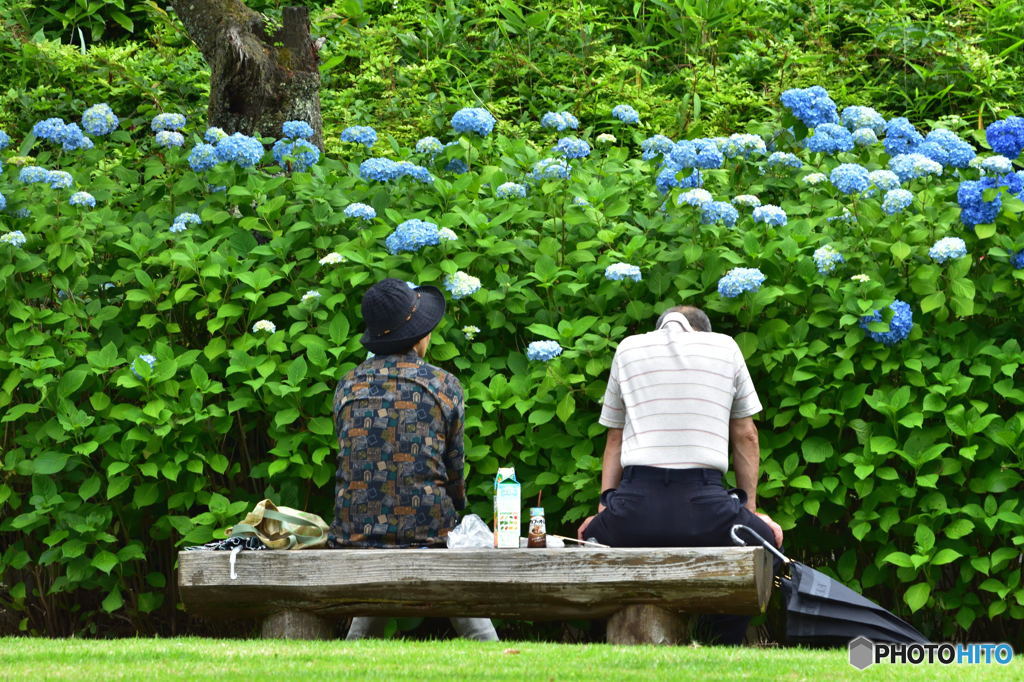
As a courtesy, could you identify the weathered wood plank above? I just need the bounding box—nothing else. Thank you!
[261,610,333,639]
[178,547,771,620]
[607,605,689,645]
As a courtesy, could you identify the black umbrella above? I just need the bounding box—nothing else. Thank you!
[731,524,928,646]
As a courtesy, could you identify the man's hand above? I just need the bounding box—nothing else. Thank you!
[577,515,596,541]
[756,512,783,547]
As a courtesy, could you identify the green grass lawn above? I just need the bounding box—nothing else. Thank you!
[1,637,1019,681]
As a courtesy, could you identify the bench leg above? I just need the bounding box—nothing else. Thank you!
[261,610,332,640]
[607,605,689,645]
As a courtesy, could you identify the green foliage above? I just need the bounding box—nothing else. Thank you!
[1,95,1023,644]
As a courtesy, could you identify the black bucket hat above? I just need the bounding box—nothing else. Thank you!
[359,278,446,355]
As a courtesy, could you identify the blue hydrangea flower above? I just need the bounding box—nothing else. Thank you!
[641,134,674,161]
[215,133,264,168]
[0,192,5,211]
[860,300,913,345]
[526,340,563,361]
[830,164,870,194]
[445,158,469,174]
[611,104,639,124]
[385,218,442,254]
[444,271,482,299]
[155,130,185,148]
[1,230,26,247]
[272,138,320,171]
[395,160,432,182]
[151,113,186,132]
[668,140,697,168]
[451,108,496,136]
[69,191,96,208]
[496,182,527,199]
[929,237,968,263]
[573,196,590,207]
[868,170,901,191]
[604,262,642,281]
[415,136,443,155]
[204,127,228,143]
[780,86,839,127]
[528,157,571,181]
[19,166,49,184]
[1010,249,1024,269]
[692,138,724,169]
[828,208,857,224]
[656,167,701,194]
[360,157,399,182]
[852,128,878,147]
[341,125,378,148]
[718,267,766,297]
[81,104,119,136]
[753,205,787,226]
[888,153,943,182]
[170,212,201,233]
[720,133,766,159]
[766,152,803,169]
[917,129,975,169]
[553,136,590,159]
[188,143,219,172]
[804,123,854,154]
[884,117,923,156]
[981,156,1014,175]
[0,130,10,149]
[812,245,844,274]
[32,118,66,142]
[282,120,314,140]
[985,116,1024,160]
[344,202,376,220]
[47,170,73,190]
[701,201,739,227]
[840,106,886,135]
[131,353,158,378]
[57,123,93,151]
[882,188,914,214]
[732,194,760,208]
[541,111,579,131]
[677,188,712,207]
[958,179,1002,227]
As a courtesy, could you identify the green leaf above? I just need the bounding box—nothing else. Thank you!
[286,356,308,385]
[79,475,101,501]
[890,241,912,261]
[526,323,560,340]
[92,551,118,574]
[974,222,996,239]
[904,582,931,612]
[32,452,70,475]
[801,437,833,463]
[556,392,575,423]
[101,587,123,612]
[931,548,962,565]
[882,551,914,568]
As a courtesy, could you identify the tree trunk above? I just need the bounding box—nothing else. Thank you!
[167,1,323,147]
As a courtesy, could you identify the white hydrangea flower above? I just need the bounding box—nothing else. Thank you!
[301,290,321,303]
[318,252,345,265]
[596,133,617,145]
[252,319,276,333]
[851,274,871,282]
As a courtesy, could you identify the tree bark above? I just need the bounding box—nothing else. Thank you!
[167,1,323,147]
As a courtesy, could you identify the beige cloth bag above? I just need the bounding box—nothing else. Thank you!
[227,499,328,549]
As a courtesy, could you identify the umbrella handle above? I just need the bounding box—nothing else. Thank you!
[730,524,792,565]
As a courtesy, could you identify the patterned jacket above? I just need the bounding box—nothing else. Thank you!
[329,350,466,548]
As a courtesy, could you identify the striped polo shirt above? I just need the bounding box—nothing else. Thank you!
[598,326,762,473]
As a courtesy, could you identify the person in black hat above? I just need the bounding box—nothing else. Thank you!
[330,278,498,641]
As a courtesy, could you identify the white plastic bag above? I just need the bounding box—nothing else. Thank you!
[446,514,494,548]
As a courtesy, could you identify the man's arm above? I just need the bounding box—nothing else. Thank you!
[729,416,760,512]
[598,427,624,513]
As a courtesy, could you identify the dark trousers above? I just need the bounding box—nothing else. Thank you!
[585,466,782,645]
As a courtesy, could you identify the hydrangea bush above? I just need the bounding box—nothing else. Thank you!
[1,93,1023,642]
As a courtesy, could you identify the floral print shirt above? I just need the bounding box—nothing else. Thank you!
[329,351,466,548]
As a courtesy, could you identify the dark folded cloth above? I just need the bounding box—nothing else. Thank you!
[183,536,267,552]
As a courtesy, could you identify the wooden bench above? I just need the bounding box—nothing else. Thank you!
[178,546,772,644]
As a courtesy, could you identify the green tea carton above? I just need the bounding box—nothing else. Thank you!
[493,467,521,548]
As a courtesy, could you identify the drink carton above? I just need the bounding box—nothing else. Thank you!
[493,467,521,548]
